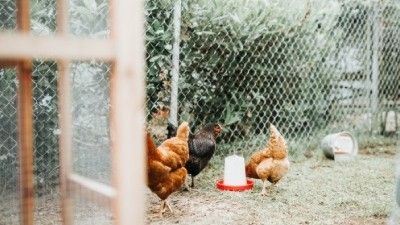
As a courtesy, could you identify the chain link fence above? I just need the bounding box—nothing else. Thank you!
[0,0,18,223]
[147,0,399,157]
[0,0,399,221]
[1,0,111,223]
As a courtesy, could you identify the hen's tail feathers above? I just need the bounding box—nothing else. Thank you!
[176,122,190,141]
[146,133,158,156]
[266,124,288,158]
[167,122,177,139]
[267,124,285,144]
[269,124,281,137]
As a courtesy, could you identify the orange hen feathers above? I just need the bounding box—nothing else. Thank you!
[245,124,289,195]
[146,122,190,214]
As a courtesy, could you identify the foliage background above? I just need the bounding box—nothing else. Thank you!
[0,0,398,193]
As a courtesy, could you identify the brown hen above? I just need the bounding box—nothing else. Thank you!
[245,124,289,195]
[147,122,190,215]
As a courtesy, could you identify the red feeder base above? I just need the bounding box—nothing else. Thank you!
[216,179,254,192]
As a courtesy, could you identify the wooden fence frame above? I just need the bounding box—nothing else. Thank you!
[0,0,146,225]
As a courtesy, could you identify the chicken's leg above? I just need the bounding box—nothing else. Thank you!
[165,200,174,213]
[159,200,174,216]
[271,183,277,193]
[190,175,195,188]
[260,180,268,196]
[183,176,191,191]
[159,200,166,217]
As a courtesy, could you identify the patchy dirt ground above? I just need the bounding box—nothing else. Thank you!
[146,152,396,225]
[1,146,397,225]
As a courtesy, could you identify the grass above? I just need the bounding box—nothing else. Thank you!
[146,145,397,225]
[0,144,397,225]
[217,130,398,161]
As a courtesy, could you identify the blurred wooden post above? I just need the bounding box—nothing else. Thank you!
[56,0,73,224]
[58,61,73,225]
[16,0,34,225]
[0,33,115,60]
[0,0,146,224]
[109,0,146,224]
[169,0,182,126]
[17,62,34,225]
[0,59,19,68]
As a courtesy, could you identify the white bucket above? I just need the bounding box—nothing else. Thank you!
[223,155,246,186]
[321,132,358,161]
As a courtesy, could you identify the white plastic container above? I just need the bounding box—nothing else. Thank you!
[321,132,358,161]
[223,155,247,186]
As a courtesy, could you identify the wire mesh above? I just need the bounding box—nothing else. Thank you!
[0,0,112,224]
[146,0,399,157]
[69,0,110,38]
[0,0,19,224]
[0,0,399,223]
[0,68,19,225]
[71,61,111,185]
[0,0,16,31]
[72,197,112,225]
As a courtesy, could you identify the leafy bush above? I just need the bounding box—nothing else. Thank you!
[380,2,400,103]
[0,69,18,192]
[1,0,398,192]
[145,0,175,114]
[177,0,340,143]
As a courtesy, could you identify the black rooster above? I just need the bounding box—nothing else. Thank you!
[167,122,223,188]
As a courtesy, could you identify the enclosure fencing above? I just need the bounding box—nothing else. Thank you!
[146,0,399,156]
[0,0,399,200]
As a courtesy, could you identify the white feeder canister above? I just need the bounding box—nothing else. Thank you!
[223,155,247,186]
[321,132,358,161]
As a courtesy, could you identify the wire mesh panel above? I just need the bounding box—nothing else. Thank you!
[1,0,113,224]
[31,60,60,225]
[179,0,335,153]
[380,1,400,134]
[31,0,56,36]
[0,0,16,31]
[144,0,175,143]
[0,0,397,199]
[69,0,110,38]
[72,197,112,225]
[32,60,59,192]
[0,1,19,223]
[71,61,111,185]
[0,0,399,224]
[28,1,60,224]
[0,68,20,225]
[146,0,399,158]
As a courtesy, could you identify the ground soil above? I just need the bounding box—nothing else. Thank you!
[1,146,397,225]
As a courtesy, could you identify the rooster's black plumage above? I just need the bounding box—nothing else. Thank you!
[167,122,223,188]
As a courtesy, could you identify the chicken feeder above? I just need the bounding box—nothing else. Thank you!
[216,155,253,191]
[321,131,358,161]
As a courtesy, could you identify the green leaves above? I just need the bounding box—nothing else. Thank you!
[223,102,244,126]
[83,0,98,13]
[69,0,109,37]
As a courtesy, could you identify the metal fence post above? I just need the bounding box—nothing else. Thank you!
[370,0,381,127]
[169,0,181,126]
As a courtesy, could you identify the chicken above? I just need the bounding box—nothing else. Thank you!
[245,124,289,195]
[147,122,190,215]
[167,122,223,189]
[148,105,170,141]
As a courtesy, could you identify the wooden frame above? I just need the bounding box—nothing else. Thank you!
[0,0,146,225]
[16,0,34,224]
[0,33,115,61]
